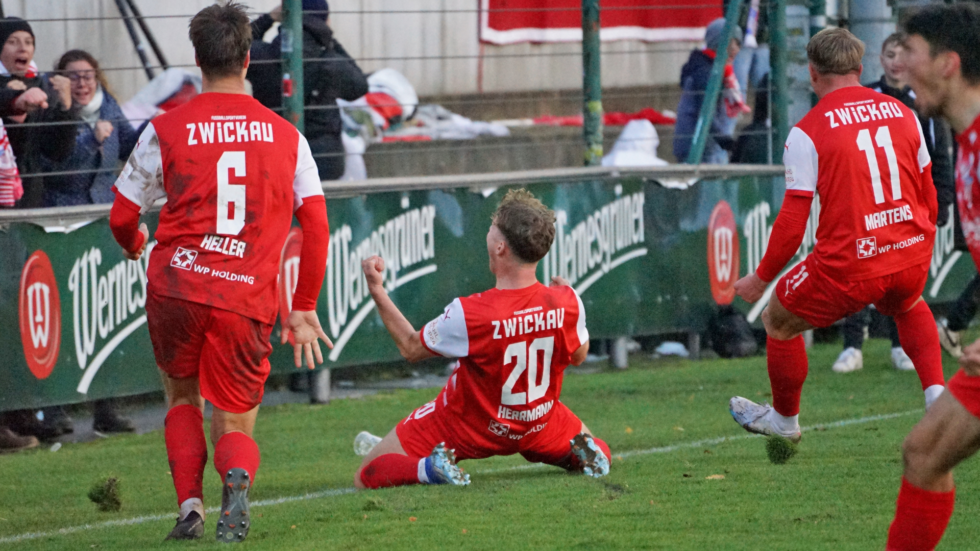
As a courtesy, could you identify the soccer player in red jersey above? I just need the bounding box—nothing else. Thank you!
[352,190,610,489]
[108,4,332,542]
[727,28,945,443]
[883,6,980,549]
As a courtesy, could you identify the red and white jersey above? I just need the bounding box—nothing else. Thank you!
[955,114,980,269]
[785,86,936,280]
[420,283,589,453]
[113,93,322,324]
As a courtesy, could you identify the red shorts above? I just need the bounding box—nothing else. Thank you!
[396,398,585,467]
[947,370,980,419]
[776,257,929,328]
[145,290,273,414]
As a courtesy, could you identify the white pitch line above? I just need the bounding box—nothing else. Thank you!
[0,410,918,545]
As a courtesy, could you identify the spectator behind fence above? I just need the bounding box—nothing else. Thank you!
[40,50,148,207]
[732,73,771,164]
[0,17,78,208]
[248,0,368,180]
[673,18,747,164]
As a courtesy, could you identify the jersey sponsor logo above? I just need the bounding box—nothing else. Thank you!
[491,308,565,340]
[69,244,153,394]
[540,187,646,295]
[200,234,247,258]
[823,100,904,129]
[497,400,553,423]
[326,204,438,361]
[864,205,913,231]
[506,422,547,441]
[707,201,740,306]
[19,251,61,380]
[857,237,878,258]
[488,419,510,437]
[277,227,304,344]
[185,117,274,146]
[170,247,198,270]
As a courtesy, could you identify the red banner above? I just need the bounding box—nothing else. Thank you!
[479,0,722,44]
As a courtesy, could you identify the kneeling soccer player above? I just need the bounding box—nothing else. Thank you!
[353,189,610,489]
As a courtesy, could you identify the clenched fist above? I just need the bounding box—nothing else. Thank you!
[362,255,386,289]
[49,74,72,110]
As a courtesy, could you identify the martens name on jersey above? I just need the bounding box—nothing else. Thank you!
[186,116,274,146]
[200,234,247,258]
[491,307,565,339]
[498,400,553,423]
[824,99,904,129]
[864,204,914,231]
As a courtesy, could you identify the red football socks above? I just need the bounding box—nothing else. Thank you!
[164,404,207,507]
[886,477,955,551]
[895,301,946,390]
[359,454,423,488]
[214,431,261,483]
[767,335,808,416]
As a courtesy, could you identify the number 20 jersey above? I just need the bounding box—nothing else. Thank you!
[113,93,323,324]
[784,86,936,280]
[421,283,589,454]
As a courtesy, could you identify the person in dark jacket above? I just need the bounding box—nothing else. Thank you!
[40,50,147,207]
[248,0,368,180]
[673,18,744,164]
[0,17,78,208]
[731,73,771,164]
[830,32,957,376]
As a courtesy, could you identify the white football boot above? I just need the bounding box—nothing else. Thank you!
[570,433,610,478]
[937,318,963,359]
[421,443,470,486]
[891,347,915,371]
[353,431,382,456]
[832,347,864,373]
[729,396,802,443]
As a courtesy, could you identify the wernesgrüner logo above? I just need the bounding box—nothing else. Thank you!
[326,203,437,360]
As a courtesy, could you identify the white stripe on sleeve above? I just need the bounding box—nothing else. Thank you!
[293,132,322,210]
[783,126,818,195]
[422,298,469,358]
[114,123,165,213]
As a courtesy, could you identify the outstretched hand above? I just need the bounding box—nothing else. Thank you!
[284,309,334,369]
[733,272,768,304]
[123,223,149,261]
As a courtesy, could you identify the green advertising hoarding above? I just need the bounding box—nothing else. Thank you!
[1,168,974,411]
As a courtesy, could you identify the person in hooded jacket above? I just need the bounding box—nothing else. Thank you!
[248,0,368,180]
[673,18,746,164]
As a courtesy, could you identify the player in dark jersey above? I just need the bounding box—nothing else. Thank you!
[109,4,332,542]
[352,189,610,489]
[884,6,980,549]
[728,28,944,442]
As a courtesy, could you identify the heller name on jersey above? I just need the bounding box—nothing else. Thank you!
[824,98,905,128]
[186,115,275,145]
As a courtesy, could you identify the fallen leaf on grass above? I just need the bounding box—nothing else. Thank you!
[673,426,685,432]
[624,427,633,434]
[705,474,725,480]
[682,473,692,478]
[462,529,468,534]
[291,525,296,529]
[409,517,417,522]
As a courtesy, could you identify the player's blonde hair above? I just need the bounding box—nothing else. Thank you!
[807,28,865,75]
[492,189,556,264]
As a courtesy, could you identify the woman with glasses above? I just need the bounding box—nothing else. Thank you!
[40,49,148,207]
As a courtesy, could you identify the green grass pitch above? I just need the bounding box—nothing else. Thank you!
[1,338,977,550]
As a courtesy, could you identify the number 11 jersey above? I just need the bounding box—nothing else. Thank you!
[784,85,936,280]
[113,92,323,324]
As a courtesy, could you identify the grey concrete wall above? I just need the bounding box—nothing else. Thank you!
[3,0,695,102]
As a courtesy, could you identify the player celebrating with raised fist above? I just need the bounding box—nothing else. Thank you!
[884,6,980,549]
[108,3,332,542]
[352,189,610,489]
[728,28,945,443]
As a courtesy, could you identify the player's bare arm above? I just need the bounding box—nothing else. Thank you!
[362,255,435,363]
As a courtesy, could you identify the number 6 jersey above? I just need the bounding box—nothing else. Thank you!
[420,282,589,453]
[784,86,937,280]
[113,93,323,324]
